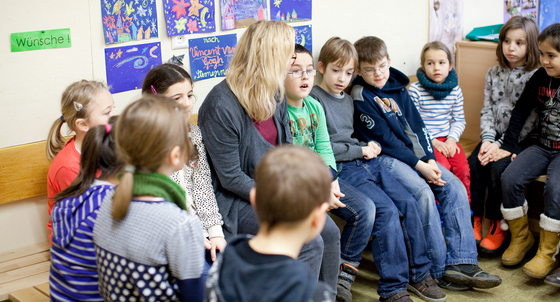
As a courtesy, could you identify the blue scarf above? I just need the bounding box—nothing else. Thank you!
[416,68,458,100]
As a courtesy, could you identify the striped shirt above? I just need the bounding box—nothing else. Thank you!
[49,180,114,302]
[409,82,466,142]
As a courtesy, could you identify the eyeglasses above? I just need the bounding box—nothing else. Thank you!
[361,61,389,75]
[288,69,317,78]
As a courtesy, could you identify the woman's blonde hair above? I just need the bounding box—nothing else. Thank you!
[226,20,295,122]
[112,95,194,220]
[46,80,109,161]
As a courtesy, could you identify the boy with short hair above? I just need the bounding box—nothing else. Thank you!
[350,36,502,290]
[310,38,445,302]
[204,146,334,302]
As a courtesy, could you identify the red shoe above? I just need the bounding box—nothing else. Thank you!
[479,220,508,254]
[473,216,482,245]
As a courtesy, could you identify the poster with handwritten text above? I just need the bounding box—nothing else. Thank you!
[220,0,268,31]
[163,0,216,36]
[188,34,236,81]
[271,0,312,22]
[104,42,162,93]
[101,0,159,44]
[294,25,312,53]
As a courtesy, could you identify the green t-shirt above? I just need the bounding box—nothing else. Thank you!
[287,96,337,171]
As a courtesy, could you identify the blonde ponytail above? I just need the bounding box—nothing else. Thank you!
[46,117,66,161]
[112,167,134,220]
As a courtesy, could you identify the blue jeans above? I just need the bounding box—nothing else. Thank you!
[335,158,431,298]
[377,155,477,278]
[502,144,560,220]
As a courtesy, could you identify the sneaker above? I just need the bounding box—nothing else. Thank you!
[544,268,560,288]
[443,264,502,289]
[379,291,413,302]
[479,220,507,253]
[436,278,470,291]
[336,263,358,302]
[407,275,446,302]
[473,216,482,245]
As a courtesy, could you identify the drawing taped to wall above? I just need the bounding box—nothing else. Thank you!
[101,0,158,44]
[294,25,312,53]
[188,34,236,81]
[163,0,216,36]
[504,0,538,23]
[429,0,463,65]
[271,0,312,23]
[539,0,560,31]
[104,42,162,93]
[220,0,268,31]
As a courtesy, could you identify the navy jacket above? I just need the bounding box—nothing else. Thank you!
[351,67,435,168]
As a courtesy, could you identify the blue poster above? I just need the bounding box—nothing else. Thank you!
[271,0,312,22]
[188,34,236,81]
[294,25,312,53]
[539,0,560,31]
[220,0,268,31]
[104,42,162,93]
[101,0,159,44]
[163,0,216,36]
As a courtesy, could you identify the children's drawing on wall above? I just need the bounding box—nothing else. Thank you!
[188,34,236,81]
[294,25,312,53]
[104,42,162,93]
[220,0,268,31]
[163,0,216,36]
[505,0,538,23]
[429,0,463,65]
[271,0,312,23]
[101,0,159,44]
[539,0,560,31]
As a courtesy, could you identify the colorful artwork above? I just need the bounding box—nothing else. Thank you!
[539,0,560,31]
[101,0,158,44]
[294,25,312,53]
[163,0,216,36]
[220,0,268,31]
[271,0,311,23]
[504,0,538,23]
[188,34,236,81]
[104,42,162,93]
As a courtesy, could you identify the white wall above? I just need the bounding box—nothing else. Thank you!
[0,0,503,253]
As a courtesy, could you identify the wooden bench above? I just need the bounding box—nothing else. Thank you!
[8,283,49,302]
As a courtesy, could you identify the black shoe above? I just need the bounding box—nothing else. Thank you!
[407,275,446,302]
[544,268,560,288]
[436,278,470,291]
[443,264,502,289]
[379,291,413,302]
[336,263,358,302]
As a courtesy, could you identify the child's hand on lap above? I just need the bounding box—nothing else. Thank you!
[329,179,346,210]
[416,160,446,186]
[490,149,512,163]
[362,145,376,159]
[444,138,461,157]
[368,141,382,157]
[432,139,450,157]
[478,141,499,166]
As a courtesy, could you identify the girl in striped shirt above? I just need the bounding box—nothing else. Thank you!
[49,116,123,302]
[409,41,470,207]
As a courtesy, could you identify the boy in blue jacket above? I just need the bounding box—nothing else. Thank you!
[350,36,502,291]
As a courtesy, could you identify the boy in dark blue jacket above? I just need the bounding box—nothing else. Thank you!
[350,36,502,291]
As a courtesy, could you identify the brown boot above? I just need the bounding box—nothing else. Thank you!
[522,214,560,279]
[501,202,535,266]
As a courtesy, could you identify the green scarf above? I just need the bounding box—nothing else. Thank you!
[131,172,187,212]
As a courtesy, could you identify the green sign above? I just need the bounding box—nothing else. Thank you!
[11,28,71,52]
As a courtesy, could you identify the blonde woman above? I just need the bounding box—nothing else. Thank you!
[199,20,339,296]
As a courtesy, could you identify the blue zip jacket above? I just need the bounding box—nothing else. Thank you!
[351,67,435,168]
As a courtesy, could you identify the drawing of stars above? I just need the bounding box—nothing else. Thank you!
[116,49,123,59]
[172,0,190,19]
[274,0,282,8]
[188,0,204,17]
[142,46,148,53]
[110,52,115,59]
[187,18,198,32]
[137,5,147,17]
[175,18,188,33]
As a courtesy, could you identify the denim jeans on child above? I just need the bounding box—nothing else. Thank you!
[377,155,478,279]
[336,158,432,299]
[502,144,560,220]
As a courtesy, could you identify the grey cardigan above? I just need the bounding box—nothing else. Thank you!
[198,80,291,239]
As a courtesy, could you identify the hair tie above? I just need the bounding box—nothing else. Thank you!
[151,85,157,95]
[124,164,136,174]
[60,115,65,123]
[73,101,83,111]
[105,123,111,134]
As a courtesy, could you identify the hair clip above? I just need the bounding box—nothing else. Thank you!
[124,164,136,174]
[60,115,65,123]
[151,85,157,95]
[105,124,111,134]
[73,101,83,111]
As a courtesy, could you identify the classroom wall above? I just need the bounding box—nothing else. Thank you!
[0,0,503,253]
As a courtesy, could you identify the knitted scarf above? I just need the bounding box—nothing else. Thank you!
[416,67,458,100]
[131,172,188,212]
